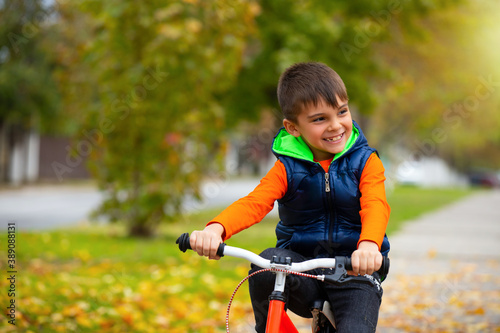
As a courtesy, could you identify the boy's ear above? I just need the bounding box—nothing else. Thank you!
[283,119,301,137]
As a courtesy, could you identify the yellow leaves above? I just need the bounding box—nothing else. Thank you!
[378,264,500,332]
[36,281,47,293]
[1,232,257,333]
[170,262,197,278]
[166,283,184,294]
[466,306,486,315]
[76,315,93,328]
[186,18,202,34]
[236,264,249,277]
[447,294,465,307]
[154,314,170,328]
[74,249,91,262]
[116,303,141,327]
[158,24,183,40]
[150,267,164,280]
[154,4,183,21]
[21,297,50,316]
[202,272,216,285]
[99,318,116,330]
[248,2,261,17]
[59,301,93,329]
[102,274,115,284]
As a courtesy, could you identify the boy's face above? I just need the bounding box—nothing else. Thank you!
[283,95,352,161]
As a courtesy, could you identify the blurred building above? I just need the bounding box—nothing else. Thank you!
[394,156,468,188]
[0,128,90,186]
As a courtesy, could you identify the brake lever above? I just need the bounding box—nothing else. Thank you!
[322,256,377,287]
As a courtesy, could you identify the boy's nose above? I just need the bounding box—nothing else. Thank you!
[328,119,341,131]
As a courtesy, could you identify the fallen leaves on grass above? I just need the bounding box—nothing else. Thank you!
[378,262,500,332]
[0,256,253,332]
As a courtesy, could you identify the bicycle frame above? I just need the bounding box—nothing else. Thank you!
[267,297,298,333]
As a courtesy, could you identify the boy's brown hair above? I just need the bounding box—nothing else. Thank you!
[277,62,349,122]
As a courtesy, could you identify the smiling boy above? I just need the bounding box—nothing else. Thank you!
[190,62,390,332]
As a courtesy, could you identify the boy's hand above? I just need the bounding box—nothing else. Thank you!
[190,223,225,260]
[349,241,382,276]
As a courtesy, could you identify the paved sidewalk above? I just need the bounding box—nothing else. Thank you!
[378,189,500,332]
[387,189,500,272]
[0,183,103,230]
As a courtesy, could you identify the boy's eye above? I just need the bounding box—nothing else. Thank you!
[339,109,349,115]
[313,117,325,122]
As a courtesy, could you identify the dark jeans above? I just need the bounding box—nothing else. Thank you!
[248,248,383,333]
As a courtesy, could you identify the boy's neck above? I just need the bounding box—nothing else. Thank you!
[315,157,334,172]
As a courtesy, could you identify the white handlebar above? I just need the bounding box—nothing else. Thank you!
[223,245,337,272]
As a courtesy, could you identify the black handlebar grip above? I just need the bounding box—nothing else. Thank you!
[216,243,225,257]
[176,233,192,252]
[176,232,226,257]
[344,256,390,276]
[379,257,390,277]
[345,257,352,271]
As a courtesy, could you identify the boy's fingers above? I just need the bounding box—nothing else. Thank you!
[190,231,201,255]
[367,254,382,275]
[208,243,221,260]
[203,235,217,257]
[207,236,221,260]
[359,257,368,276]
[375,254,383,271]
[206,238,216,258]
[368,257,375,274]
[350,253,360,274]
[192,231,207,257]
[195,234,205,256]
[188,229,223,260]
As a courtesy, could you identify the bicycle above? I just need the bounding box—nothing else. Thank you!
[176,233,389,333]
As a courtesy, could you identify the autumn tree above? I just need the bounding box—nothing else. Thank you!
[57,1,259,236]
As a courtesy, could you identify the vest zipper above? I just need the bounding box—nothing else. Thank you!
[325,171,335,253]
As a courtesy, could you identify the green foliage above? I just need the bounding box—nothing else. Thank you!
[0,0,60,131]
[385,185,477,235]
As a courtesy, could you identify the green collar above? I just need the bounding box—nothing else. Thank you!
[272,124,359,162]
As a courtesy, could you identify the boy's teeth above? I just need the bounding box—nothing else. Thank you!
[325,134,342,142]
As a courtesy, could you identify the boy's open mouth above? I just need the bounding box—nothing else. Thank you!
[324,133,344,143]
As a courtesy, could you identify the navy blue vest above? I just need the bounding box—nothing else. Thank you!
[272,122,390,259]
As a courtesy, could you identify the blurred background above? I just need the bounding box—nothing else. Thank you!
[1,0,499,332]
[1,0,500,230]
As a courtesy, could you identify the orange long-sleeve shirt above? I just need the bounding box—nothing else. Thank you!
[209,153,390,250]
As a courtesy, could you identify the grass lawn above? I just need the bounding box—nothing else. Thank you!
[385,185,477,235]
[0,186,477,332]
